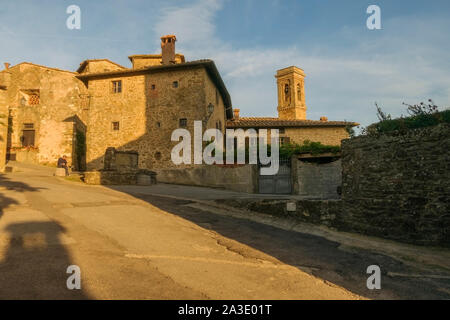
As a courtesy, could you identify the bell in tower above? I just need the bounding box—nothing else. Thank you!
[276,66,307,120]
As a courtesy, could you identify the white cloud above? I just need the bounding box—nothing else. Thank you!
[153,0,450,127]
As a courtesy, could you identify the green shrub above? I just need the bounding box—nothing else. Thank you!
[365,100,449,135]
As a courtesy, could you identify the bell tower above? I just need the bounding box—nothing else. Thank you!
[276,66,306,120]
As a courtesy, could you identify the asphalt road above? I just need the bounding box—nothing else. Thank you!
[0,164,449,299]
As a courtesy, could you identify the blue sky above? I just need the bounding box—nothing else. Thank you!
[1,0,449,128]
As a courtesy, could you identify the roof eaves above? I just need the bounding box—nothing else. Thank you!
[76,59,233,117]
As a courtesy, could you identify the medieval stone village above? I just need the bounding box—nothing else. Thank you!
[0,2,449,304]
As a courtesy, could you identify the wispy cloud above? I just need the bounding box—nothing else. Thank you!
[1,0,448,128]
[154,0,450,126]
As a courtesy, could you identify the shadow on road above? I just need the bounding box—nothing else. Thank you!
[129,193,450,300]
[0,174,43,220]
[0,221,90,299]
[0,174,90,299]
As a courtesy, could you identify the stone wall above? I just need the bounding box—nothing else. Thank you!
[1,63,88,169]
[84,170,156,185]
[156,164,258,193]
[293,157,342,199]
[85,66,227,171]
[341,124,450,246]
[284,126,349,146]
[216,198,343,229]
[0,78,8,171]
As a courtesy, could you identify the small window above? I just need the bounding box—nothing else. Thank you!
[179,118,187,128]
[154,152,162,160]
[29,94,40,105]
[112,121,120,131]
[279,128,285,134]
[172,81,179,88]
[24,123,34,129]
[112,80,122,93]
[216,90,219,105]
[156,122,161,128]
[151,84,156,90]
[279,137,290,145]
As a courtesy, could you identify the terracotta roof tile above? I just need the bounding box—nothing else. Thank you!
[226,117,358,128]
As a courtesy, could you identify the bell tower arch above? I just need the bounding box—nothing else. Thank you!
[276,66,306,119]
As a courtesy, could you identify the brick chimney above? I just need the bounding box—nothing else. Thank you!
[161,35,177,65]
[233,108,240,119]
[4,62,10,70]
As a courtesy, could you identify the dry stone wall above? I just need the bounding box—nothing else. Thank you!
[341,124,450,246]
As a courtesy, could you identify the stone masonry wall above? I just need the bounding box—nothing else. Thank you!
[341,124,450,246]
[0,84,8,171]
[285,126,349,146]
[86,66,227,171]
[3,63,88,168]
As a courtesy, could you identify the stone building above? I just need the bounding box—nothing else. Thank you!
[0,62,88,171]
[227,66,357,146]
[0,35,356,176]
[78,35,232,171]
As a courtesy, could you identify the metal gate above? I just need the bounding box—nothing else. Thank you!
[258,158,292,194]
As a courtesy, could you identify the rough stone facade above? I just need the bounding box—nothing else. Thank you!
[82,63,230,171]
[0,35,232,175]
[276,66,307,120]
[0,62,88,169]
[0,73,8,171]
[341,124,450,246]
[284,126,350,147]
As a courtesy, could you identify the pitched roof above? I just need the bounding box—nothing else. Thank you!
[76,59,127,73]
[128,53,185,63]
[76,59,233,119]
[3,62,76,74]
[226,117,358,128]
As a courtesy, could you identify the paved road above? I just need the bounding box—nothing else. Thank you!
[0,164,449,299]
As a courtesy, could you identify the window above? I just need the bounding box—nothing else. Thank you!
[29,94,40,105]
[154,152,162,160]
[172,81,179,88]
[278,128,285,134]
[151,84,156,90]
[24,123,34,129]
[112,80,122,93]
[112,122,120,131]
[179,118,187,128]
[279,137,290,145]
[156,122,161,128]
[216,90,219,105]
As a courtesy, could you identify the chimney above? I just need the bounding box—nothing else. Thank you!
[320,116,328,122]
[4,62,10,70]
[161,35,177,65]
[233,108,240,119]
